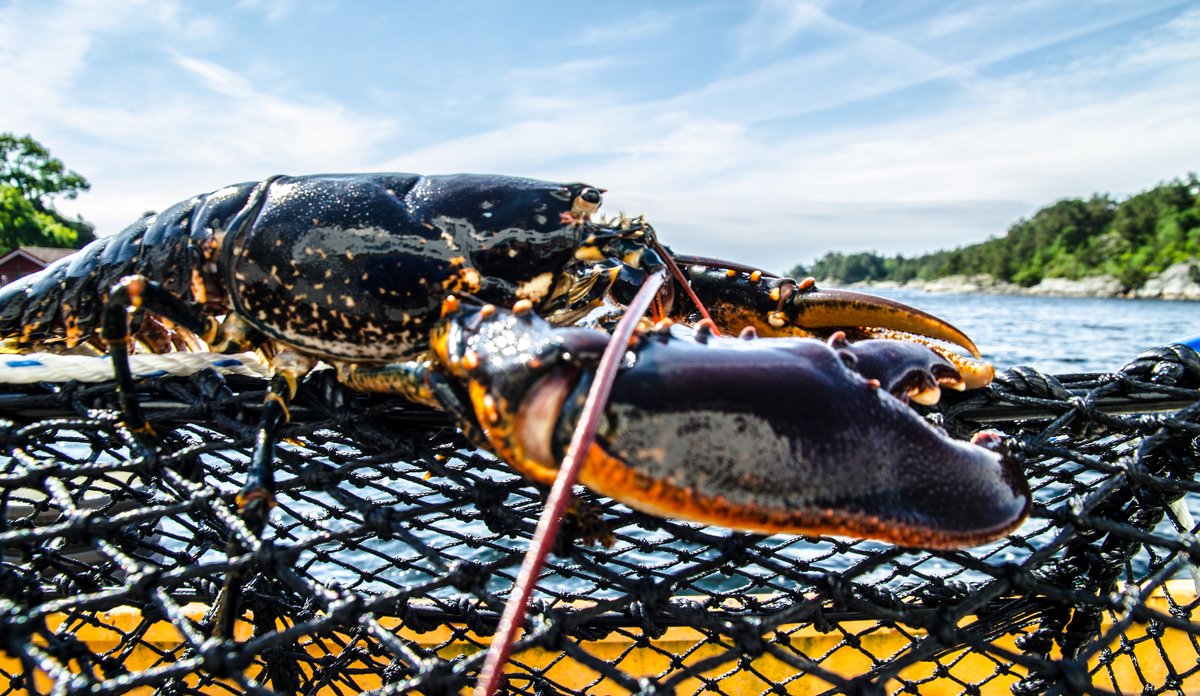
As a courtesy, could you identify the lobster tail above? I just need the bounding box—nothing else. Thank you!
[0,182,260,350]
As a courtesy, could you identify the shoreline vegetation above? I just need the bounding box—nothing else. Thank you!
[840,258,1200,301]
[792,174,1200,301]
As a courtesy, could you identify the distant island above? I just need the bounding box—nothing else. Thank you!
[789,174,1200,301]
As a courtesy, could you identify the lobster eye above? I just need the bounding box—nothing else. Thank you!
[572,187,603,217]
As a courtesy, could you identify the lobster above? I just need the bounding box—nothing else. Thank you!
[0,173,1029,670]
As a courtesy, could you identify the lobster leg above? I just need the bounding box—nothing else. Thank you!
[101,275,313,637]
[212,356,311,638]
[102,276,217,456]
[338,358,488,446]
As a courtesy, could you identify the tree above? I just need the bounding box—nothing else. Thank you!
[787,174,1200,291]
[0,186,81,249]
[0,133,94,253]
[0,133,90,209]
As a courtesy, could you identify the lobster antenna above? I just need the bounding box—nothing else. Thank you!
[671,253,782,280]
[473,269,668,696]
[651,240,720,334]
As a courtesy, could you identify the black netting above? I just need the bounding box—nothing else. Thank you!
[1,344,1198,694]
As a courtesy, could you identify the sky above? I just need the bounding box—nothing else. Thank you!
[2,0,1198,273]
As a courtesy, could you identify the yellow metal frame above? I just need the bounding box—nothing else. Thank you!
[4,581,1197,694]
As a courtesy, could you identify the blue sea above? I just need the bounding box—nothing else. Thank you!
[868,289,1198,375]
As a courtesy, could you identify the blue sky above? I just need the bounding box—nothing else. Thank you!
[2,0,1198,272]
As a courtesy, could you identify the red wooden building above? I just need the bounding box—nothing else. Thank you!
[0,246,77,286]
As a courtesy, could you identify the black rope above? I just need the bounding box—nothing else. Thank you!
[0,347,1197,694]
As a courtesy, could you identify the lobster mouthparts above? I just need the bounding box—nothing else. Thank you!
[437,303,1031,549]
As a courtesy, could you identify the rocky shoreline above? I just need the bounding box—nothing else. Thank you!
[843,260,1200,301]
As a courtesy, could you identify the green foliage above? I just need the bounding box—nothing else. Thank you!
[0,186,80,248]
[795,175,1200,291]
[0,134,94,255]
[0,133,89,208]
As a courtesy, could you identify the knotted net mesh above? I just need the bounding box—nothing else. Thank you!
[0,343,1198,695]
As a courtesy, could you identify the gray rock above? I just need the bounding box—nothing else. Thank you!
[1026,275,1124,298]
[834,259,1200,301]
[1134,261,1200,300]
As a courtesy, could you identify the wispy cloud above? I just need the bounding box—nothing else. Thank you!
[0,3,394,232]
[0,0,162,124]
[4,1,1197,272]
[732,0,832,60]
[576,8,675,45]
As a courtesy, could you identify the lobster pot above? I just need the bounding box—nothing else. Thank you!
[0,345,1198,695]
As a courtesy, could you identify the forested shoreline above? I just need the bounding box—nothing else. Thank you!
[790,174,1200,294]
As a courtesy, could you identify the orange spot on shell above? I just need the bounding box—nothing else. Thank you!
[191,269,207,304]
[126,277,146,307]
[481,394,500,424]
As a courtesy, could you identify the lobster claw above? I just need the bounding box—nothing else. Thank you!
[434,301,1031,549]
[678,265,995,389]
[829,331,967,406]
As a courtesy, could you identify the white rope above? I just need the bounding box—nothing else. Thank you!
[0,352,270,384]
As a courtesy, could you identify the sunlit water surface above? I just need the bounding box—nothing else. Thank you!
[871,289,1197,374]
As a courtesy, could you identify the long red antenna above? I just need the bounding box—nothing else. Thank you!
[473,269,668,696]
[651,242,720,333]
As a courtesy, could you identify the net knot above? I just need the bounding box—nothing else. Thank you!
[994,366,1073,401]
[719,532,756,565]
[1122,343,1200,387]
[253,539,283,573]
[727,619,767,657]
[627,579,669,639]
[454,597,494,636]
[925,606,961,646]
[400,599,441,634]
[127,569,164,600]
[365,507,399,539]
[381,659,415,683]
[199,637,252,678]
[915,580,970,606]
[1122,458,1150,488]
[447,560,488,595]
[297,463,341,489]
[533,610,569,651]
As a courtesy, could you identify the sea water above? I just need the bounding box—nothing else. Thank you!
[868,289,1198,375]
